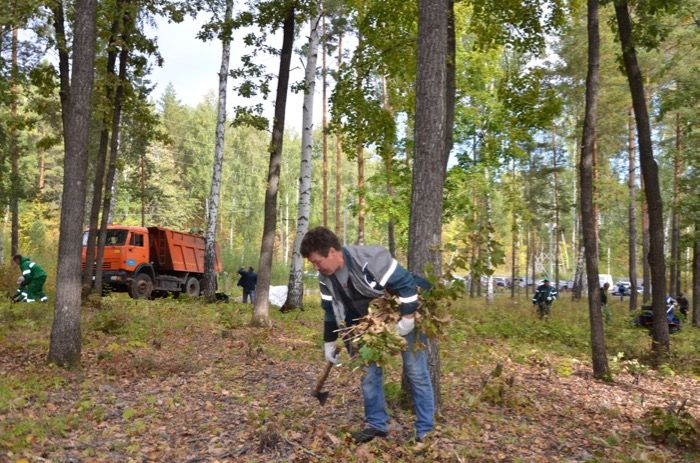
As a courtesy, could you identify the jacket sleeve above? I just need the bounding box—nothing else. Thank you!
[361,246,419,316]
[21,261,33,285]
[320,281,338,342]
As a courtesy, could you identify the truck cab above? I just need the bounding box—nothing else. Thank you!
[82,226,151,295]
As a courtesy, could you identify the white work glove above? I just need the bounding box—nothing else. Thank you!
[546,297,552,301]
[16,276,25,286]
[395,316,415,337]
[324,342,340,365]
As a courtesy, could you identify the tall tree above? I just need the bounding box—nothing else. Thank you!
[694,224,699,327]
[668,113,681,297]
[282,11,321,311]
[334,33,343,237]
[83,0,126,295]
[9,25,19,257]
[321,14,328,228]
[408,0,449,411]
[48,0,99,367]
[580,0,609,380]
[251,2,295,327]
[627,107,638,310]
[614,0,669,359]
[94,9,134,296]
[204,0,234,301]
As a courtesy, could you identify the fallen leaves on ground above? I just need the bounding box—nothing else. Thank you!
[0,303,698,463]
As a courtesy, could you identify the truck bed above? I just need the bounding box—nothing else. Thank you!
[147,227,222,274]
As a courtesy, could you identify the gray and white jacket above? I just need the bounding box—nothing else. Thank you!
[319,245,423,342]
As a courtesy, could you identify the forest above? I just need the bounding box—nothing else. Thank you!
[0,0,698,461]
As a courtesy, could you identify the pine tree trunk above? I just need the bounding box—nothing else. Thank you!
[525,228,530,299]
[614,0,669,359]
[408,0,449,413]
[0,206,7,265]
[641,176,651,303]
[553,128,560,290]
[282,12,320,311]
[580,0,609,380]
[83,4,123,295]
[511,162,517,299]
[356,144,365,245]
[48,0,98,368]
[251,5,295,327]
[95,17,131,296]
[627,107,638,310]
[381,76,397,256]
[669,113,681,297]
[334,34,343,236]
[10,25,19,257]
[693,224,699,327]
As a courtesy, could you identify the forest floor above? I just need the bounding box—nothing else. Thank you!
[0,292,698,463]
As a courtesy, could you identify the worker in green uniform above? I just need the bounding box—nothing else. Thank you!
[12,254,48,302]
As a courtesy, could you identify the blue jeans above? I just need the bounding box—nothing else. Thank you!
[361,330,435,438]
[243,290,256,304]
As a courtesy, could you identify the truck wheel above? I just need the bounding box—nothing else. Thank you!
[129,274,153,299]
[184,277,200,297]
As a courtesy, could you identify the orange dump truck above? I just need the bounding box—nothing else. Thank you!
[82,225,222,299]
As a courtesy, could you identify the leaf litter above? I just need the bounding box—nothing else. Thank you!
[0,302,697,463]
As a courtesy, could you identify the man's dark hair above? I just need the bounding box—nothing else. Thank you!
[12,254,22,263]
[300,226,341,258]
[248,266,254,272]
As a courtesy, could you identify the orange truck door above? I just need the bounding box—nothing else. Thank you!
[124,230,149,271]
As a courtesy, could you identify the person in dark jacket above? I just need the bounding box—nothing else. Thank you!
[237,266,257,304]
[300,226,434,444]
[601,282,611,322]
[12,254,48,302]
[532,278,557,319]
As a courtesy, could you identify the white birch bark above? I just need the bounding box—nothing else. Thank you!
[282,12,321,310]
[204,0,233,300]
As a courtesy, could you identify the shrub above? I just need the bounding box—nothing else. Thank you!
[643,401,700,450]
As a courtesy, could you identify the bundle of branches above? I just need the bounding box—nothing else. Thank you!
[338,279,454,368]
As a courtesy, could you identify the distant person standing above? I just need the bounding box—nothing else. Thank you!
[601,282,611,322]
[12,254,48,303]
[237,266,257,304]
[616,282,627,301]
[532,278,557,319]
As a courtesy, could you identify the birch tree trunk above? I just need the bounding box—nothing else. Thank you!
[282,12,321,311]
[321,15,328,228]
[580,0,609,380]
[614,0,669,359]
[204,0,233,301]
[48,0,99,367]
[251,5,295,327]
